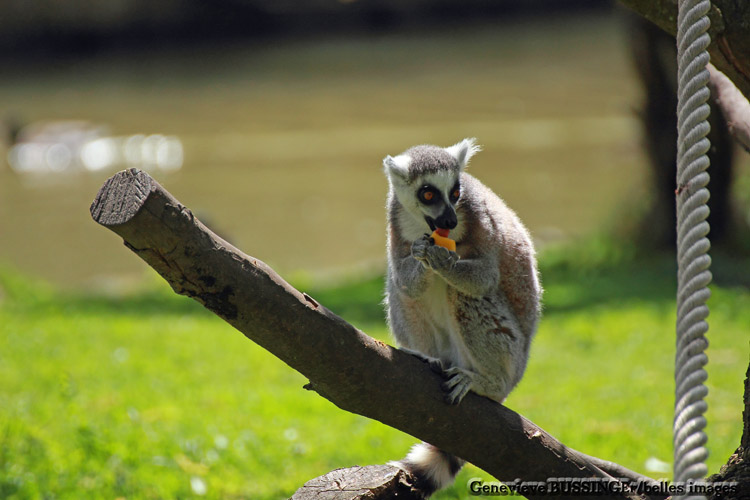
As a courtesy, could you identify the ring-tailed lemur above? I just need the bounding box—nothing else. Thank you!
[383,138,542,496]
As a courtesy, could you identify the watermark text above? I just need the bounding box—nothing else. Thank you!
[468,477,738,496]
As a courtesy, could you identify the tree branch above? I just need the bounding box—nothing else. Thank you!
[619,0,750,102]
[707,63,750,152]
[90,169,661,500]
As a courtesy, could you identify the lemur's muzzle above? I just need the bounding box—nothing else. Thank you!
[426,206,457,231]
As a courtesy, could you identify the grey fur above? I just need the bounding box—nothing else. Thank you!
[400,145,459,182]
[383,138,542,495]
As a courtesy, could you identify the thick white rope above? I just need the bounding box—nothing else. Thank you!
[674,0,711,497]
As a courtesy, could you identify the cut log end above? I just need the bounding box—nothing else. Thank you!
[90,168,153,227]
[291,465,426,500]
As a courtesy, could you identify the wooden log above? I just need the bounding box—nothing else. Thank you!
[290,465,425,500]
[90,169,659,500]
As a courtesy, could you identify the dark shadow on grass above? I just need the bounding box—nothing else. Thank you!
[304,274,387,329]
[539,255,677,315]
[0,268,209,317]
[55,289,210,317]
[4,248,748,324]
[540,248,750,316]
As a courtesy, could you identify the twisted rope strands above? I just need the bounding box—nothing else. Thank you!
[674,0,711,497]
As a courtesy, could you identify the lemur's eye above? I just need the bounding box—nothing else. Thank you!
[449,184,461,203]
[418,186,438,205]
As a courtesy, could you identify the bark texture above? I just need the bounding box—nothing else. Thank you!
[290,465,425,500]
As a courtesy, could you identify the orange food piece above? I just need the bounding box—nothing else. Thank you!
[431,229,456,252]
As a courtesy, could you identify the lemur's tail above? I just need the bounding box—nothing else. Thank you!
[390,442,465,496]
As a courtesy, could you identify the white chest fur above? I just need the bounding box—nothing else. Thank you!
[422,277,453,330]
[419,276,472,368]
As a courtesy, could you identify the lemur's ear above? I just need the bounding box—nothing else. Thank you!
[383,154,411,182]
[446,137,481,169]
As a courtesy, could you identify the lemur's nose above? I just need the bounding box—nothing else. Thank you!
[436,207,457,230]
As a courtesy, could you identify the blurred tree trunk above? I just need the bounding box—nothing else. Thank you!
[627,13,739,250]
[620,0,750,102]
[706,359,750,500]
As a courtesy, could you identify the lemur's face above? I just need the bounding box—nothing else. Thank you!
[412,171,461,231]
[383,158,461,232]
[383,138,479,233]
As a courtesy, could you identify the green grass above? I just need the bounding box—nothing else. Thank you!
[0,245,747,499]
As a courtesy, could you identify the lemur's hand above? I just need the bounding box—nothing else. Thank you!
[412,234,458,271]
[411,234,432,264]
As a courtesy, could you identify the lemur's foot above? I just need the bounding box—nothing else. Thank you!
[442,367,474,405]
[398,347,446,374]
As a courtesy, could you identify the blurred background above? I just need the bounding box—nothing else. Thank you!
[2,2,749,499]
[4,0,734,290]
